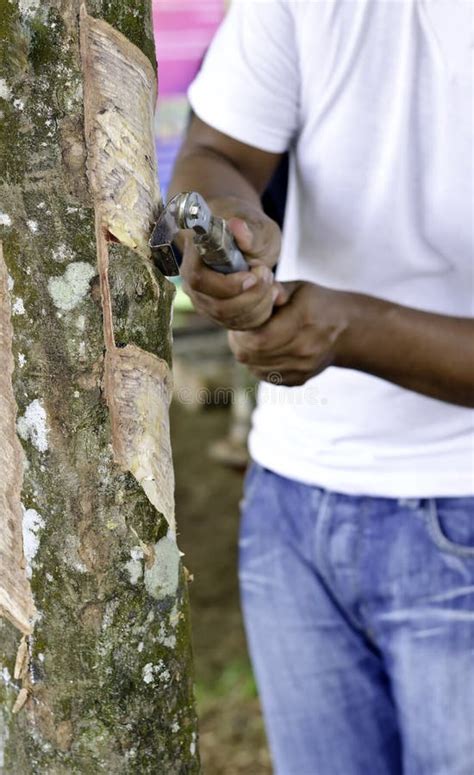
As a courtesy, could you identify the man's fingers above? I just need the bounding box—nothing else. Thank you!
[224,284,280,330]
[179,207,282,330]
[190,279,279,330]
[183,263,273,302]
[183,265,254,301]
[181,233,273,300]
[228,301,299,363]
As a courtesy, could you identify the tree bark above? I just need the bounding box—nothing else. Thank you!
[0,1,199,772]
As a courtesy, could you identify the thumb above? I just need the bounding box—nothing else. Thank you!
[227,217,254,255]
[227,213,281,269]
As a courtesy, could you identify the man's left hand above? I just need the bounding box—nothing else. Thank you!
[228,281,350,387]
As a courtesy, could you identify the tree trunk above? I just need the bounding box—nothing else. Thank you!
[0,1,199,772]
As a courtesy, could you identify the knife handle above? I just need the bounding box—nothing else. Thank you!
[180,192,249,275]
[195,217,249,275]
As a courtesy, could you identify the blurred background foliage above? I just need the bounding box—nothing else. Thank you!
[172,402,271,774]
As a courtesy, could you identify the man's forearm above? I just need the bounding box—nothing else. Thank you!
[168,114,282,215]
[166,117,285,331]
[228,282,474,408]
[338,292,474,407]
[168,145,262,212]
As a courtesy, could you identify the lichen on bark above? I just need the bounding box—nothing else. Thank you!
[0,1,199,772]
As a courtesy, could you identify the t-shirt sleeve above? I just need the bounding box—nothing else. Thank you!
[188,0,299,154]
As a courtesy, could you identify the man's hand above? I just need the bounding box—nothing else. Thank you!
[228,282,350,386]
[229,279,474,406]
[180,197,285,330]
[169,116,474,407]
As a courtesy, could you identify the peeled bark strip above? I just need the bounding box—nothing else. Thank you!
[0,245,35,636]
[80,6,160,256]
[0,1,198,772]
[104,345,176,536]
[81,15,175,533]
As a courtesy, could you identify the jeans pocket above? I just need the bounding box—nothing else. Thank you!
[426,497,474,558]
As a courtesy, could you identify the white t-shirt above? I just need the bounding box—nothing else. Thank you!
[188,0,474,497]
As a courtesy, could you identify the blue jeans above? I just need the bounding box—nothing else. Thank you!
[239,463,474,775]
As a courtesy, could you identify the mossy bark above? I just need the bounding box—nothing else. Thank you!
[0,1,199,772]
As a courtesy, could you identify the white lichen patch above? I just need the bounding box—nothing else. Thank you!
[48,262,95,312]
[22,507,45,578]
[17,399,49,453]
[7,274,13,291]
[190,732,197,756]
[144,536,181,600]
[0,717,9,768]
[157,621,176,649]
[0,212,12,227]
[13,99,24,111]
[18,353,26,368]
[130,546,144,562]
[142,660,170,686]
[27,219,38,233]
[52,243,74,263]
[0,78,11,101]
[12,297,25,315]
[142,663,155,684]
[125,545,144,585]
[137,641,144,653]
[158,663,171,684]
[19,0,41,14]
[125,561,142,585]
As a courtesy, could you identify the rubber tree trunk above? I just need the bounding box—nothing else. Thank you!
[0,1,199,772]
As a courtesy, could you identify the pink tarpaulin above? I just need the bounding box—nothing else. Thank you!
[153,0,226,95]
[152,0,226,195]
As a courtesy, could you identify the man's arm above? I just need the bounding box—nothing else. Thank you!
[168,116,286,330]
[170,118,474,408]
[229,283,474,408]
[339,293,474,407]
[169,114,282,204]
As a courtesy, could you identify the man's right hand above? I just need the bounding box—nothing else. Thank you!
[180,197,285,330]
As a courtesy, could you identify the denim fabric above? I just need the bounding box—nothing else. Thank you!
[239,463,474,775]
